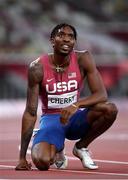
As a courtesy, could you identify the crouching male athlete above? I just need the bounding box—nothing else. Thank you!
[15,23,118,171]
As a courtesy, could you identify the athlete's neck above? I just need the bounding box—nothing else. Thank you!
[52,53,70,66]
[50,53,70,73]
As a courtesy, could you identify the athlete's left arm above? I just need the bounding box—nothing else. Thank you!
[76,51,108,108]
[60,51,108,125]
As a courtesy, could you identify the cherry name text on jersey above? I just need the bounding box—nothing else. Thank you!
[50,94,76,104]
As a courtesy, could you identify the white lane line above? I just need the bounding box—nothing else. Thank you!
[0,165,15,169]
[21,147,128,165]
[1,158,128,166]
[94,159,128,165]
[1,157,128,166]
[17,145,128,165]
[68,156,128,165]
[0,164,128,177]
[2,146,128,166]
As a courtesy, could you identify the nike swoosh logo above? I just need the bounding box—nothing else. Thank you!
[47,78,54,82]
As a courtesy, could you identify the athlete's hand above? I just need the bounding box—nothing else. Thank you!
[60,104,78,125]
[15,159,32,171]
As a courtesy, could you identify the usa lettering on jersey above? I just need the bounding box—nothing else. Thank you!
[46,80,77,93]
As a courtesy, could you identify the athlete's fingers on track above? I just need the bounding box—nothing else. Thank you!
[15,162,32,171]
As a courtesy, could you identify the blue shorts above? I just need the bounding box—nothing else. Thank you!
[32,108,90,152]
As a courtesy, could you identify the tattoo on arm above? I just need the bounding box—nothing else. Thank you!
[26,86,39,117]
[19,61,43,159]
[26,61,43,116]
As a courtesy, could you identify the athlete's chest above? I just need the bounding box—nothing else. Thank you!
[43,69,81,94]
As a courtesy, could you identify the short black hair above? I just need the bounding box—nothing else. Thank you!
[50,23,77,40]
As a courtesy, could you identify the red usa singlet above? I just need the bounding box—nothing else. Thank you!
[39,51,84,114]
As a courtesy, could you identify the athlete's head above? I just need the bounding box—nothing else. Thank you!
[50,23,77,40]
[50,23,77,55]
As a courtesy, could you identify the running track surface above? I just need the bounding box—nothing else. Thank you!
[0,99,128,179]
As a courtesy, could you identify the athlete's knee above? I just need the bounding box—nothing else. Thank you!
[105,102,118,121]
[32,153,51,170]
[31,147,51,170]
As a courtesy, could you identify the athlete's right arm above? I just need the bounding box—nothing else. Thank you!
[15,58,43,170]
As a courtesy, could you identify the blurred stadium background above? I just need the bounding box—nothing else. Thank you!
[0,0,128,101]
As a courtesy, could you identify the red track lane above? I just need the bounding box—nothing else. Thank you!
[0,99,128,179]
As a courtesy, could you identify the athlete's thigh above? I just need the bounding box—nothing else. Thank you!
[87,102,113,124]
[32,114,65,152]
[65,108,90,140]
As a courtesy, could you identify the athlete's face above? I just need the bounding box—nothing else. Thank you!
[51,26,76,55]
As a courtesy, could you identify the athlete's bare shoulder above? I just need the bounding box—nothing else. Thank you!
[74,50,97,78]
[74,49,90,59]
[76,49,96,64]
[75,50,94,67]
[28,57,43,84]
